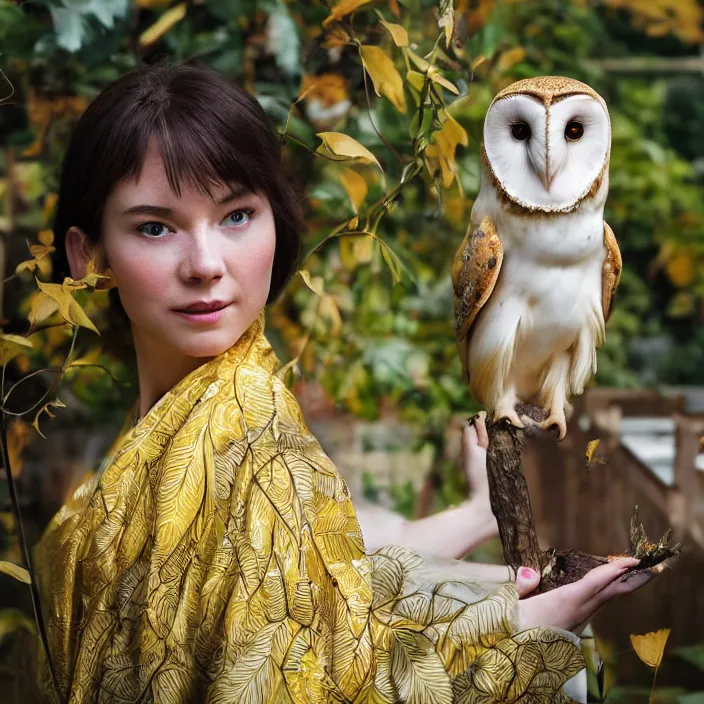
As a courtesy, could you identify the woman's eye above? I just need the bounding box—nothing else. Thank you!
[565,120,584,141]
[225,209,254,227]
[137,222,170,238]
[511,122,531,141]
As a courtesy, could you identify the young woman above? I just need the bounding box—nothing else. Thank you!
[34,62,660,703]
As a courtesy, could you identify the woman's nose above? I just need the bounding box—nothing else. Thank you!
[180,230,226,283]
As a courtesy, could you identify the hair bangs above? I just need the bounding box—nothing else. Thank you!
[153,112,261,203]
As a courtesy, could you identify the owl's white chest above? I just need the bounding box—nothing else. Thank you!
[469,191,607,402]
[496,208,604,341]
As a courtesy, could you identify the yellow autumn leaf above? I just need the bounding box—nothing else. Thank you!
[15,234,56,276]
[316,132,381,168]
[585,439,607,469]
[42,197,58,227]
[605,0,703,44]
[319,294,342,336]
[340,168,367,212]
[7,419,32,479]
[38,229,54,246]
[497,46,527,72]
[471,55,486,70]
[139,2,187,47]
[0,561,31,585]
[380,18,408,46]
[406,70,425,93]
[669,291,695,317]
[71,259,115,290]
[66,346,103,369]
[360,45,406,114]
[438,0,454,48]
[322,0,373,27]
[34,280,99,334]
[666,253,695,287]
[322,25,350,49]
[32,398,66,439]
[299,73,349,107]
[27,290,60,331]
[427,66,459,94]
[298,269,324,296]
[426,112,469,188]
[406,48,430,73]
[0,334,33,367]
[339,234,374,271]
[355,236,374,264]
[630,628,670,669]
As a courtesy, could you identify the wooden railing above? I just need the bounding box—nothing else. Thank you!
[522,389,704,688]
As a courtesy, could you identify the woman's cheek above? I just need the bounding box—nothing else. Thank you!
[233,231,276,293]
[113,254,172,313]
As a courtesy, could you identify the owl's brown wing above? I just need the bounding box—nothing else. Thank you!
[451,216,503,382]
[602,221,622,322]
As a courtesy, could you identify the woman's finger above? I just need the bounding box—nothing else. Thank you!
[463,422,478,452]
[598,565,659,600]
[514,566,540,598]
[474,411,489,449]
[577,557,641,599]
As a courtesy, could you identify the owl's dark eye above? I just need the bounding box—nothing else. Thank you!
[511,122,531,141]
[565,120,584,141]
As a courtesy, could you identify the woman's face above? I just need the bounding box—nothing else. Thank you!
[99,139,276,360]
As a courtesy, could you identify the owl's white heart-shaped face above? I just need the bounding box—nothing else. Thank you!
[484,92,610,211]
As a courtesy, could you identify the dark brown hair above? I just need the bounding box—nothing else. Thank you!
[51,61,303,313]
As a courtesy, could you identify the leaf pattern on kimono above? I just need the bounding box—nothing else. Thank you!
[35,311,584,703]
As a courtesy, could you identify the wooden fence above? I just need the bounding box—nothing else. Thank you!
[522,389,704,688]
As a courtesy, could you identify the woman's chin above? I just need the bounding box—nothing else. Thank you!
[175,331,243,359]
[178,341,237,359]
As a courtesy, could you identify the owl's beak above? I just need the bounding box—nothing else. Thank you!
[527,144,556,192]
[538,162,557,191]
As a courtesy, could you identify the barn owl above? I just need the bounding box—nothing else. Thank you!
[451,76,621,440]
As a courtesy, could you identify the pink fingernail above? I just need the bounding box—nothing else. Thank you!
[519,567,536,579]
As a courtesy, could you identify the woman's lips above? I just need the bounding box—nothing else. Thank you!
[173,302,232,324]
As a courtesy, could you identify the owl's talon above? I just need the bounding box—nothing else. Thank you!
[540,414,567,441]
[494,408,525,430]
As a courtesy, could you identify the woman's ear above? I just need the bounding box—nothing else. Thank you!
[65,226,106,280]
[65,226,92,280]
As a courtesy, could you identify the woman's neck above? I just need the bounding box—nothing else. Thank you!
[133,334,213,420]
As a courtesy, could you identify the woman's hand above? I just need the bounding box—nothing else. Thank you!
[513,557,667,635]
[462,412,497,535]
[358,411,500,559]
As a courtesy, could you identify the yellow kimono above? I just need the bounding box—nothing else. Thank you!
[34,311,584,703]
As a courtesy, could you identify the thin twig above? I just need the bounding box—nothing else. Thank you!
[3,327,79,413]
[0,412,60,702]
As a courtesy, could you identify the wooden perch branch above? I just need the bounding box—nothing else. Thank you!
[474,403,681,596]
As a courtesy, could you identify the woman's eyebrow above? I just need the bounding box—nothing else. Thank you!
[121,184,253,217]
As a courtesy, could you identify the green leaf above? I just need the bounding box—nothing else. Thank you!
[49,5,86,52]
[47,0,130,52]
[605,686,688,703]
[205,0,257,22]
[0,560,31,585]
[673,645,704,671]
[0,334,33,367]
[266,5,301,76]
[677,694,704,704]
[380,239,402,284]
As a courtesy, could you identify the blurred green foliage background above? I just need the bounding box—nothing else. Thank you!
[0,0,703,698]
